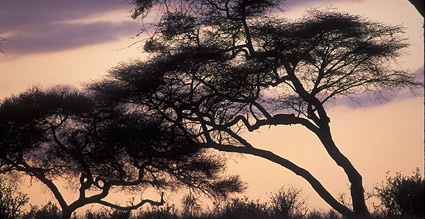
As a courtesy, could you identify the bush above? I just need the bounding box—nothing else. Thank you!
[136,204,180,219]
[0,175,29,219]
[270,186,307,218]
[220,196,271,219]
[182,193,202,217]
[203,186,308,219]
[22,201,63,219]
[85,207,131,219]
[305,209,340,219]
[375,169,424,218]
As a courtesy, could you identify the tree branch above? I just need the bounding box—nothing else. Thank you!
[199,142,353,217]
[97,193,164,211]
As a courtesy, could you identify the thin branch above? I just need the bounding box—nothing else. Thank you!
[97,193,164,211]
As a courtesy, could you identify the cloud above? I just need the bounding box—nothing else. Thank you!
[0,0,132,30]
[3,21,139,55]
[330,66,424,109]
[0,0,370,56]
[0,0,140,55]
[283,0,365,10]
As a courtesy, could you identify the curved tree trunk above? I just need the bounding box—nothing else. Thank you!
[61,209,72,219]
[203,142,355,218]
[316,127,371,218]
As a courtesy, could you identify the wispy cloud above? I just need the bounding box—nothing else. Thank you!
[3,21,139,55]
[283,0,365,10]
[0,0,140,55]
[331,66,424,109]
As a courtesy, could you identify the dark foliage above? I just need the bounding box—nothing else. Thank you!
[84,207,132,219]
[128,0,284,21]
[91,4,421,217]
[0,86,244,219]
[375,169,424,219]
[17,186,345,219]
[0,175,29,219]
[23,201,63,219]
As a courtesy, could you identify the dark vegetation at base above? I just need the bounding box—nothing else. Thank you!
[17,195,424,219]
[2,170,423,219]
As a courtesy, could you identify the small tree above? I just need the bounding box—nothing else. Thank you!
[0,86,244,219]
[181,192,202,217]
[23,201,63,219]
[375,169,425,218]
[270,186,307,219]
[0,175,29,219]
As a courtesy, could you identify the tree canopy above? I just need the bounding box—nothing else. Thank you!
[90,3,421,217]
[0,86,244,219]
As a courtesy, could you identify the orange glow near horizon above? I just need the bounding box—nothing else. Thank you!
[0,0,423,214]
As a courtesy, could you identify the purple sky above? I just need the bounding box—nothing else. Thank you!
[0,0,363,55]
[0,0,422,106]
[0,0,139,54]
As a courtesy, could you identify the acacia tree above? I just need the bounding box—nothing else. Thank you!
[92,0,421,217]
[0,86,243,219]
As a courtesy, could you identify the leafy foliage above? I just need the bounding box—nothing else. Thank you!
[270,186,307,218]
[91,4,421,217]
[84,207,131,219]
[17,186,340,219]
[23,201,63,219]
[0,175,29,219]
[0,86,244,218]
[375,169,424,218]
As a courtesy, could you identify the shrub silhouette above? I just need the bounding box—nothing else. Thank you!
[270,186,307,218]
[375,169,424,218]
[22,201,62,219]
[0,175,28,219]
[84,207,131,219]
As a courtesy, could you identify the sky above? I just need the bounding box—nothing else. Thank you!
[0,0,424,214]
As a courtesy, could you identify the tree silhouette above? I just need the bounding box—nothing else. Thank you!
[0,86,244,219]
[0,175,29,219]
[375,169,424,218]
[92,1,421,217]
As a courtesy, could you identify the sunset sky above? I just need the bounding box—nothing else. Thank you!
[0,0,423,213]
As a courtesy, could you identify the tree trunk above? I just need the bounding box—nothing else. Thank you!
[205,143,355,218]
[316,127,371,218]
[61,208,72,219]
